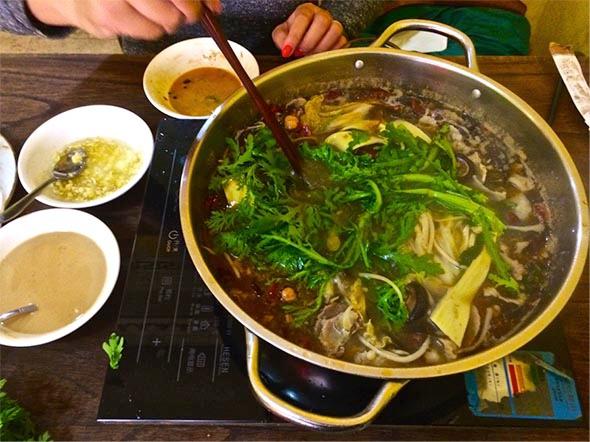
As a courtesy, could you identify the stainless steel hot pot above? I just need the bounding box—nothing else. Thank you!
[180,20,589,430]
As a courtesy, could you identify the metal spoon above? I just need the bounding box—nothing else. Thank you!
[0,148,87,223]
[0,303,38,323]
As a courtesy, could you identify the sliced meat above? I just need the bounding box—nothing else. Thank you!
[314,302,361,357]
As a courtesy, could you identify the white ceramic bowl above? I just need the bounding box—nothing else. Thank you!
[143,37,259,119]
[17,105,154,208]
[0,209,120,347]
[0,133,16,211]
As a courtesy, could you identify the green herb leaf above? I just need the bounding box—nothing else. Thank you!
[348,130,370,149]
[102,332,124,370]
[206,120,523,331]
[378,250,443,277]
[360,273,408,327]
[0,378,51,441]
[432,124,457,176]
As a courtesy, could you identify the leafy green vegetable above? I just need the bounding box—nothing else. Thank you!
[475,212,520,292]
[459,234,484,265]
[432,125,457,176]
[283,280,330,326]
[348,130,370,149]
[102,332,124,370]
[360,273,408,328]
[0,379,51,441]
[376,250,443,277]
[206,122,517,327]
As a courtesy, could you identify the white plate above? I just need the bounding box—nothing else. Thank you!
[17,105,154,209]
[143,37,259,119]
[0,133,16,211]
[0,209,120,347]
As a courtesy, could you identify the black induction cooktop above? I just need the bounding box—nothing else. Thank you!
[97,118,584,428]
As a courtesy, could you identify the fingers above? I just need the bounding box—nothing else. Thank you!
[272,22,289,52]
[309,20,343,54]
[297,9,333,54]
[128,0,184,34]
[281,4,315,56]
[205,0,223,15]
[107,1,167,40]
[169,0,222,23]
[333,35,348,49]
[168,0,200,23]
[56,0,223,40]
[272,3,347,57]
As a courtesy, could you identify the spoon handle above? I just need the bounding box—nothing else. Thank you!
[0,176,56,224]
[0,303,38,322]
[200,7,302,174]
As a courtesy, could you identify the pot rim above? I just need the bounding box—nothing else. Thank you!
[180,47,589,379]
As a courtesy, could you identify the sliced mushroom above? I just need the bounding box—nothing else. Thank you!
[470,175,507,201]
[462,305,481,347]
[458,307,494,354]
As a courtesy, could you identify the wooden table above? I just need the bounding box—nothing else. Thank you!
[0,55,588,441]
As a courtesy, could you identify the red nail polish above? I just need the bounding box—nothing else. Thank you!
[294,48,305,57]
[281,44,293,58]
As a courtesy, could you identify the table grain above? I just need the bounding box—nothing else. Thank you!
[0,55,588,441]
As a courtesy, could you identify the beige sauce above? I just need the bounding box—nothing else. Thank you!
[168,67,241,116]
[0,232,106,334]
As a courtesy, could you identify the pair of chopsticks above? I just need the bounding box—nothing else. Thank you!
[200,8,303,175]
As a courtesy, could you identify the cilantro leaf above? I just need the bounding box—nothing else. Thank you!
[102,332,124,370]
[0,378,51,441]
[378,250,443,277]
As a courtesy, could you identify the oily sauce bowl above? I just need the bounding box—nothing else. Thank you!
[0,209,120,347]
[143,37,259,119]
[17,105,154,209]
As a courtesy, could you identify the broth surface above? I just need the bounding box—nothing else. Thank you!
[0,232,106,334]
[168,67,240,116]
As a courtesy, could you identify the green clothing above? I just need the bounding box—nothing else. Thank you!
[363,5,530,56]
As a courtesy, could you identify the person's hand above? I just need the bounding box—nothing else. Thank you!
[272,3,347,57]
[26,0,223,40]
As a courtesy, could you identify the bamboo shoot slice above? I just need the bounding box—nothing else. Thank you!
[393,120,432,143]
[430,248,491,346]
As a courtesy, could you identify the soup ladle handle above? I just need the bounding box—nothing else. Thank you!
[244,330,409,430]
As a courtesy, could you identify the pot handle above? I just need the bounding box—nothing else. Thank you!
[369,19,479,72]
[245,329,408,431]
